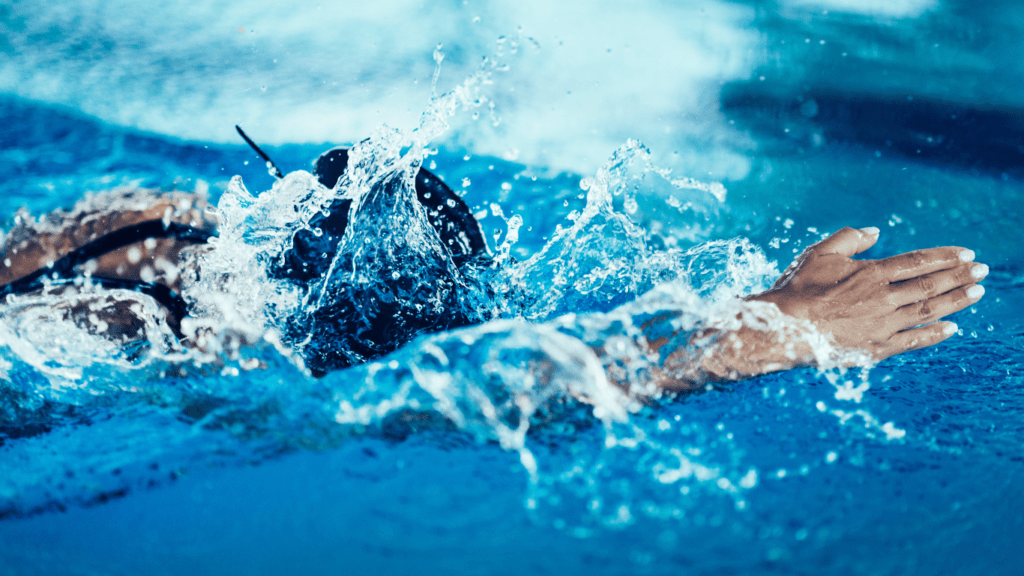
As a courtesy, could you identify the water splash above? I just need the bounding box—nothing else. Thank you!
[0,56,907,529]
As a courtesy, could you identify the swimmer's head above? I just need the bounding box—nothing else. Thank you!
[312,146,349,189]
[271,145,494,375]
[306,146,490,264]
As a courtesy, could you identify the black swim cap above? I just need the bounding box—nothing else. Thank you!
[274,147,488,283]
[272,147,491,376]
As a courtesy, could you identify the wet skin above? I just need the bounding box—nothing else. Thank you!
[652,227,988,390]
[751,226,986,360]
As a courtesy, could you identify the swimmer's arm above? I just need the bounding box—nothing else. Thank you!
[0,190,215,288]
[646,227,988,392]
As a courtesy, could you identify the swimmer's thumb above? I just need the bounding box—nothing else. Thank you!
[814,226,880,257]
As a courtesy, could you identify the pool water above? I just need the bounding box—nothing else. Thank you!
[1,1,1023,574]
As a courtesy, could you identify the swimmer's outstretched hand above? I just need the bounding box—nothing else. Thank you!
[748,226,987,361]
[645,226,988,392]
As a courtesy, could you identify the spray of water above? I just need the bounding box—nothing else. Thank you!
[0,44,905,527]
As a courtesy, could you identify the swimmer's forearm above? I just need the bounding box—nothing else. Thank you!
[648,323,815,392]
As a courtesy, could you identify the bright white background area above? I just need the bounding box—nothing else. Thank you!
[0,0,950,178]
[2,0,761,179]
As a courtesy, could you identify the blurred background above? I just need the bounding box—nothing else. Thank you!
[3,0,1019,176]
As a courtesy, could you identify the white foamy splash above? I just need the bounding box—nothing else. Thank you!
[0,0,762,179]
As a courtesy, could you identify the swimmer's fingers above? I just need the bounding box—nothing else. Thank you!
[886,262,989,307]
[873,246,973,283]
[882,321,959,358]
[812,227,880,257]
[891,283,984,332]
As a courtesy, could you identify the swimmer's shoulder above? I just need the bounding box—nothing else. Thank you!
[1,188,217,286]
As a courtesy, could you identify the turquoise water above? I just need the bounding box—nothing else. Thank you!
[2,1,1023,574]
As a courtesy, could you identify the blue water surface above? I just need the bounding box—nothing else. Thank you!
[1,1,1023,575]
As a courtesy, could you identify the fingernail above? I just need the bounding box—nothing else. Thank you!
[971,263,989,279]
[966,284,985,299]
[859,227,880,236]
[959,249,976,263]
[943,322,958,336]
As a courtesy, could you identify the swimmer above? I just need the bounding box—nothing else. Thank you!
[0,140,988,390]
